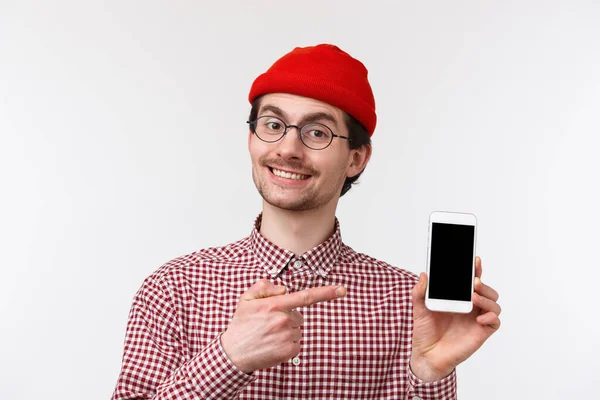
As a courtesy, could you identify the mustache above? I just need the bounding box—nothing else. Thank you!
[260,158,318,176]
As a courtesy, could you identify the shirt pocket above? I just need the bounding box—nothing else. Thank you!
[333,350,395,397]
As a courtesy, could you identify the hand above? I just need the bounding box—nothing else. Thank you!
[220,279,346,373]
[410,256,501,381]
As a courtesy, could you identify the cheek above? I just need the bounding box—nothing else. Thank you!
[329,149,353,170]
[248,138,266,164]
[316,154,350,180]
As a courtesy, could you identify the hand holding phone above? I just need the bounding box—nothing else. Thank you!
[409,211,502,382]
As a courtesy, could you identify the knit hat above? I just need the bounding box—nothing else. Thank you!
[248,44,377,136]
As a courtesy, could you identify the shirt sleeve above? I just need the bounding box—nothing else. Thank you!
[405,365,457,400]
[111,276,255,400]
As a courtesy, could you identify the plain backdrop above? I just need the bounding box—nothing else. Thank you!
[1,1,599,399]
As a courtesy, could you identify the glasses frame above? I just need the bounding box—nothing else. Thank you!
[247,115,350,150]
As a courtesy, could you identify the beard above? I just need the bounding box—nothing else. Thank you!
[252,157,346,212]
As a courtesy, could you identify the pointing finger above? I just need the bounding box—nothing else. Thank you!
[276,286,346,311]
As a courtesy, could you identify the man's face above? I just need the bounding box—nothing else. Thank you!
[248,93,367,212]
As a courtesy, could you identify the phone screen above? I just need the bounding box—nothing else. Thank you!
[429,222,475,301]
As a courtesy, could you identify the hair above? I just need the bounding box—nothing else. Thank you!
[248,96,372,197]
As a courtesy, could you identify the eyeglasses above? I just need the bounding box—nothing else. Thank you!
[247,116,350,150]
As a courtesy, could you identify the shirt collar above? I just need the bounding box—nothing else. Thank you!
[250,214,343,279]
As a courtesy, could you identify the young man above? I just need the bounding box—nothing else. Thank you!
[111,44,501,400]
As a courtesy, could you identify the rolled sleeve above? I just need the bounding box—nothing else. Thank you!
[406,366,457,400]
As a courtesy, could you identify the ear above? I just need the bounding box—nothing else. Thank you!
[248,130,253,152]
[346,144,372,178]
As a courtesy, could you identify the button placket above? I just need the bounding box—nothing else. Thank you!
[286,258,307,278]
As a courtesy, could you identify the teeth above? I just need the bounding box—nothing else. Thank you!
[272,168,309,181]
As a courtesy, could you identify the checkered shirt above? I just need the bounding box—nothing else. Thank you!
[111,215,457,399]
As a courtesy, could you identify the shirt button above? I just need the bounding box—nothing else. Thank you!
[291,356,301,366]
[293,260,302,268]
[412,397,422,400]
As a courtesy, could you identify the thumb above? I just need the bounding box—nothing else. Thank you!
[242,279,287,301]
[412,273,428,313]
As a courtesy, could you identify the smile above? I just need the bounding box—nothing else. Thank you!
[269,167,310,181]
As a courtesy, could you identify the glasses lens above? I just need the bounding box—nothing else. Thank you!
[254,116,285,142]
[300,123,333,149]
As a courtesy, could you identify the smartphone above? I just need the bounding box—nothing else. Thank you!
[425,211,477,313]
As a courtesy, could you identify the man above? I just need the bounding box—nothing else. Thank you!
[111,44,501,400]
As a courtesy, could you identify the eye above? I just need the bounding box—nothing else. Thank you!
[304,126,332,141]
[266,121,282,130]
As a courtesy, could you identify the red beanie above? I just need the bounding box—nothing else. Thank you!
[248,44,377,136]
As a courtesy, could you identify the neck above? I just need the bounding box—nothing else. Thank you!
[260,201,338,256]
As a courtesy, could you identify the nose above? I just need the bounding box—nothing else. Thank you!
[275,126,305,159]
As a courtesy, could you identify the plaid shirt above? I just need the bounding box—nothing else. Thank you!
[111,215,457,399]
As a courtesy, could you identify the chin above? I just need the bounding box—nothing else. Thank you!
[261,188,338,212]
[264,197,315,212]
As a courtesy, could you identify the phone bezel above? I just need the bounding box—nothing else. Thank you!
[425,211,477,314]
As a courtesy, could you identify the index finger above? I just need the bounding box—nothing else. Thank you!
[276,286,346,311]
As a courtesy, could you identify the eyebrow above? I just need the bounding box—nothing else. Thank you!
[259,104,339,127]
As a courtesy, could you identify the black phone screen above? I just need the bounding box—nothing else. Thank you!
[429,222,475,301]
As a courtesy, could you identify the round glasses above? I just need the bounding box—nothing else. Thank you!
[247,116,350,150]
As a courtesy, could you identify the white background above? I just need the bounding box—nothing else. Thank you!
[1,1,599,398]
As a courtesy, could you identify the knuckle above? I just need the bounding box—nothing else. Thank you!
[272,313,290,328]
[256,279,271,289]
[480,295,491,306]
[265,301,280,313]
[288,342,301,357]
[279,342,295,360]
[290,327,302,339]
[282,329,297,343]
[479,294,490,306]
[273,348,289,364]
[300,291,313,306]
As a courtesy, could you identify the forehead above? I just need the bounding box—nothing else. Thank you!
[258,93,345,123]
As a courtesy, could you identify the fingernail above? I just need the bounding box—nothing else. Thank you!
[335,286,346,298]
